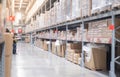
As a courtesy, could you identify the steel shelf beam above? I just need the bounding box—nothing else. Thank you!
[25,10,120,34]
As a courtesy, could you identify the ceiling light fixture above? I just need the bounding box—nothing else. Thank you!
[19,0,23,10]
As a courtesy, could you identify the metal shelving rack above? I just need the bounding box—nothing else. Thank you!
[25,0,120,77]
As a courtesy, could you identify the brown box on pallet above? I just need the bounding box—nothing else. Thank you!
[88,18,120,40]
[43,40,48,51]
[52,42,57,54]
[67,43,82,50]
[85,47,107,70]
[56,45,62,56]
[112,0,120,9]
[57,44,66,57]
[72,0,81,19]
[81,0,92,17]
[61,44,66,57]
[73,53,81,64]
[65,0,72,21]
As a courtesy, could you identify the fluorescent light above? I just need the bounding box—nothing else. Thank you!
[19,0,23,10]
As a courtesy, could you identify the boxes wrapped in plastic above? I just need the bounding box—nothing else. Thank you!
[81,0,92,17]
[60,0,66,22]
[72,0,81,19]
[92,0,111,14]
[65,0,72,21]
[56,2,61,24]
[112,0,120,8]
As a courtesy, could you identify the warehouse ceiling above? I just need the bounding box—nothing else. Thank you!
[7,0,36,24]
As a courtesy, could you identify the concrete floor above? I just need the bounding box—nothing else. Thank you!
[11,42,108,77]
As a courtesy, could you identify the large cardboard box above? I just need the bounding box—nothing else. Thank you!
[67,43,82,50]
[4,33,13,56]
[56,45,62,57]
[5,56,12,77]
[61,44,66,57]
[4,33,13,77]
[73,53,81,64]
[84,46,107,70]
[52,42,57,54]
[81,0,92,17]
[43,40,48,51]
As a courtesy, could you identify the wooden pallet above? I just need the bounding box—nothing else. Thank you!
[82,15,90,18]
[99,5,111,14]
[91,9,100,16]
[91,12,99,16]
[85,67,106,71]
[71,17,81,21]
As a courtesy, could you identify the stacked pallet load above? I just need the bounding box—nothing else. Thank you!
[52,41,56,54]
[87,18,120,44]
[52,41,66,57]
[92,0,111,15]
[83,43,107,70]
[81,0,92,17]
[71,0,81,20]
[112,0,120,9]
[55,41,66,57]
[59,0,66,23]
[66,43,82,64]
[43,40,49,51]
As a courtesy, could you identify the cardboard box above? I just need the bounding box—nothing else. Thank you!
[81,0,92,17]
[52,42,57,54]
[43,40,48,51]
[4,33,13,56]
[67,43,82,50]
[84,47,107,70]
[5,55,12,77]
[61,44,66,57]
[73,53,81,64]
[56,45,62,56]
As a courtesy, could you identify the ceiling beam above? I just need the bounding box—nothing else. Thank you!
[19,0,23,10]
[15,2,28,5]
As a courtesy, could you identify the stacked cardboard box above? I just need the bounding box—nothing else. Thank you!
[81,0,92,17]
[60,0,66,22]
[84,44,107,70]
[112,0,120,8]
[72,0,81,19]
[56,42,66,57]
[92,0,111,14]
[52,42,57,54]
[65,0,72,21]
[4,33,13,77]
[66,43,82,64]
[43,40,48,51]
[87,19,120,43]
[56,2,61,24]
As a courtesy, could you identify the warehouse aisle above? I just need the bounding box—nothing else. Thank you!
[11,42,108,77]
